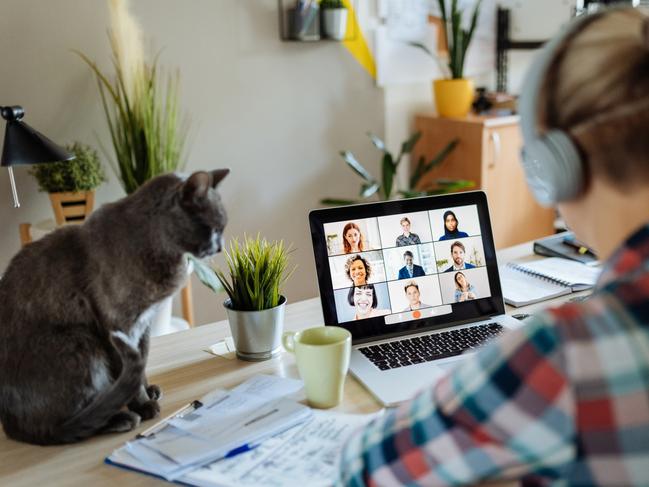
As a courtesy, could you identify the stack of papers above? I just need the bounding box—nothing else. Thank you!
[107,375,380,486]
[110,375,312,481]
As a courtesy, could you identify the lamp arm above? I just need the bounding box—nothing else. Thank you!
[6,167,20,208]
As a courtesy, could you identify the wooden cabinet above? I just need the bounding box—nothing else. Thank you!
[412,113,555,249]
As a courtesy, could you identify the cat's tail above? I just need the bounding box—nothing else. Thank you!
[52,331,145,444]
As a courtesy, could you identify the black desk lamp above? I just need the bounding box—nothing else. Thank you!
[1,105,75,208]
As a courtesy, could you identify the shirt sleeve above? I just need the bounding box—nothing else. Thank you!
[339,314,576,486]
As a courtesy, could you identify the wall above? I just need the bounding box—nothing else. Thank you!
[0,0,384,325]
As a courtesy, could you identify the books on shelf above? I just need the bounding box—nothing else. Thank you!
[500,257,601,307]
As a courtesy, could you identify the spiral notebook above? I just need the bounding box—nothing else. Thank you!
[499,257,600,307]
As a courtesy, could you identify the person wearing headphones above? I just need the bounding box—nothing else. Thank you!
[340,8,649,486]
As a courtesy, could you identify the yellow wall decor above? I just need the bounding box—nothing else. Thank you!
[341,0,376,79]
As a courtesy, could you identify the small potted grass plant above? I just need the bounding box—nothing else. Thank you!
[194,235,295,361]
[29,142,106,225]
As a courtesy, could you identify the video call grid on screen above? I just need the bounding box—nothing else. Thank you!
[323,204,492,324]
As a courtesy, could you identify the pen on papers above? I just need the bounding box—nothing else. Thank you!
[135,399,203,439]
[224,442,259,459]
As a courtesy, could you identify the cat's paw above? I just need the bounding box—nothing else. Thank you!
[146,384,162,401]
[103,411,141,433]
[131,399,160,421]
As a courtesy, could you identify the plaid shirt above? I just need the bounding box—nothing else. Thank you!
[340,224,649,486]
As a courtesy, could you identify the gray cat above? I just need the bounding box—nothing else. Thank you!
[0,169,228,445]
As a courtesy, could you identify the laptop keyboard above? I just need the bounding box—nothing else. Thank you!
[358,323,504,371]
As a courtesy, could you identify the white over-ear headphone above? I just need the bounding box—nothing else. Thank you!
[518,12,604,207]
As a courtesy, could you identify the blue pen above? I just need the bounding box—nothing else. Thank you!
[224,442,259,459]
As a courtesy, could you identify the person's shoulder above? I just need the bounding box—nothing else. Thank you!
[439,235,448,241]
[466,262,476,268]
[459,231,469,237]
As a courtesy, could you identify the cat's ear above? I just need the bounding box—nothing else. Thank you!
[209,169,229,188]
[181,171,211,209]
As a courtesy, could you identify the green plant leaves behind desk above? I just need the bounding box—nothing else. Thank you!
[321,132,472,206]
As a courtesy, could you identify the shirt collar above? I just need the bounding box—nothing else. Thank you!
[596,223,649,289]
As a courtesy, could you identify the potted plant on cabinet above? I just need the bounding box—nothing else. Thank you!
[29,142,106,225]
[432,0,482,118]
[194,235,295,361]
[321,0,348,40]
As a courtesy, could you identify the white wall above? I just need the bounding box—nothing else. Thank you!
[0,0,384,325]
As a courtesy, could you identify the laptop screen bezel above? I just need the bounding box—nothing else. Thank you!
[308,191,506,345]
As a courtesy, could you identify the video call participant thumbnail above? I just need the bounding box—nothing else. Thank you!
[344,254,371,286]
[439,210,469,241]
[395,217,421,246]
[397,250,425,279]
[445,241,475,272]
[342,222,365,254]
[402,281,431,311]
[454,271,477,302]
[348,284,390,320]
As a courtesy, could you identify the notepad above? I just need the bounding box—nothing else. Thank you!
[500,257,600,307]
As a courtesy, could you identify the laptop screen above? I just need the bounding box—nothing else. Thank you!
[309,191,505,344]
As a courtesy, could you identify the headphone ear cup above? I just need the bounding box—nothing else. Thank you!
[521,130,584,206]
[544,130,584,202]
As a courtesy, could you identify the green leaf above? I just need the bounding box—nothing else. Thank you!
[367,132,387,152]
[381,153,395,200]
[360,182,380,199]
[320,198,360,206]
[400,131,422,155]
[340,150,374,182]
[186,254,223,294]
[409,139,458,189]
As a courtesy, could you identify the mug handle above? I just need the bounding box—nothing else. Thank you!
[282,331,296,353]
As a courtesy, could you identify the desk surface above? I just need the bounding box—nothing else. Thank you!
[0,242,585,486]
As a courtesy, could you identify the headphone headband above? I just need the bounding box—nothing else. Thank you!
[518,12,607,207]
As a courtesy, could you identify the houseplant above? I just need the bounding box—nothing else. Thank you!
[29,142,106,225]
[194,235,295,361]
[76,0,188,334]
[76,0,186,194]
[321,0,348,40]
[321,131,472,205]
[430,0,482,117]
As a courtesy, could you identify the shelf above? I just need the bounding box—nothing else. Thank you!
[277,0,359,42]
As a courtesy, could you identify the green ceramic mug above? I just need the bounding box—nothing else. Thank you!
[282,326,351,408]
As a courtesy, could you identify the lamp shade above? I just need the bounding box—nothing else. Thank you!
[1,118,74,167]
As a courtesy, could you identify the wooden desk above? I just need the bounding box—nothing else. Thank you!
[0,242,579,486]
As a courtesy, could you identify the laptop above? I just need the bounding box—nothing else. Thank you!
[309,191,523,406]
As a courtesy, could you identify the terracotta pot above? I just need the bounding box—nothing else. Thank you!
[48,191,95,225]
[433,78,475,118]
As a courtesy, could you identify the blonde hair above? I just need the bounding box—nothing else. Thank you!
[542,8,649,188]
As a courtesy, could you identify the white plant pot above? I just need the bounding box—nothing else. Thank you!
[150,260,194,337]
[323,8,348,40]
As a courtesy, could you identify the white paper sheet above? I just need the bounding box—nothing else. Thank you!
[185,410,380,487]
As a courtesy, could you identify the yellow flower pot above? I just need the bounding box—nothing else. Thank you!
[433,78,475,118]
